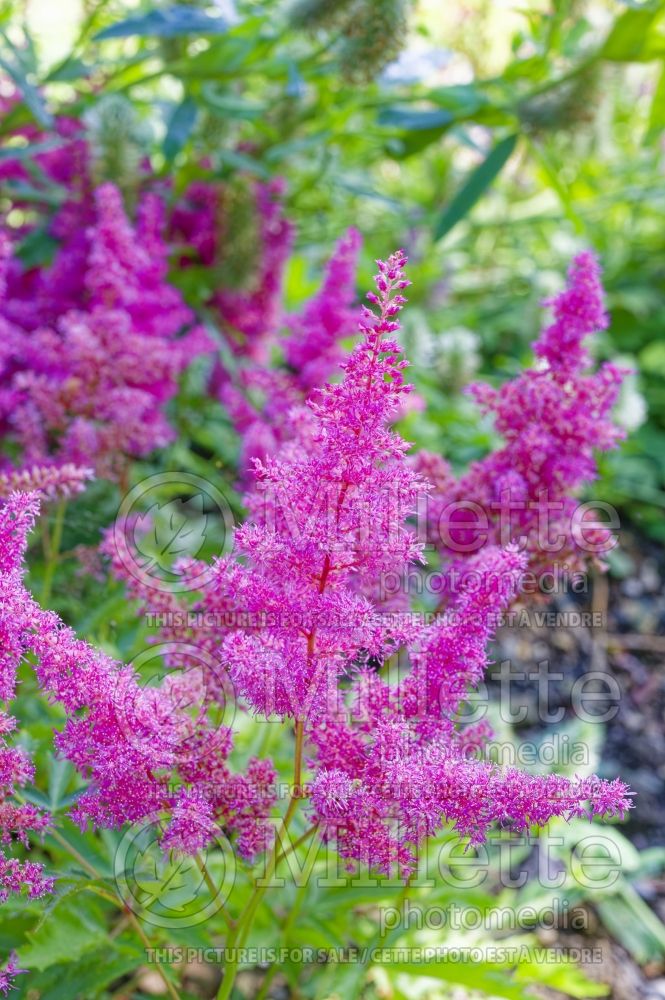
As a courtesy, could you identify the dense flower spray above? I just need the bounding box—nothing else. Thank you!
[0,492,277,859]
[0,183,212,480]
[107,251,630,876]
[0,496,54,934]
[417,252,625,592]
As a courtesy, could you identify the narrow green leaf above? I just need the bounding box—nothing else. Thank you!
[163,96,198,161]
[377,106,454,131]
[0,138,62,162]
[433,133,518,242]
[94,5,229,41]
[602,5,664,61]
[648,63,665,136]
[0,56,53,128]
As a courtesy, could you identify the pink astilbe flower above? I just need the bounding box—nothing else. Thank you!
[0,492,275,860]
[216,251,421,722]
[0,952,25,996]
[417,251,626,590]
[282,227,362,392]
[0,463,93,501]
[0,496,54,905]
[0,184,213,479]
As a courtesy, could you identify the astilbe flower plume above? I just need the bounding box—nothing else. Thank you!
[0,496,54,927]
[0,492,277,863]
[416,251,626,593]
[0,183,212,479]
[146,251,630,875]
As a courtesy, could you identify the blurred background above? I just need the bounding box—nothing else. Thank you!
[1,1,665,998]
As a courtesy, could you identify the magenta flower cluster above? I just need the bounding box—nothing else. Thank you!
[418,252,626,585]
[0,91,633,981]
[0,101,296,491]
[0,181,211,483]
[101,251,630,875]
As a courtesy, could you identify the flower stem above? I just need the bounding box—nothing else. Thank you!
[41,499,66,605]
[255,870,311,1000]
[194,854,236,932]
[215,720,306,1000]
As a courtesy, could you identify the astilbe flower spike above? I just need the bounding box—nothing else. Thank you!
[0,492,277,862]
[0,183,213,480]
[0,496,54,916]
[416,251,626,592]
[0,463,93,501]
[215,227,363,474]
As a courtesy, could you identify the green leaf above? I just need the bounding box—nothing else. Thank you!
[596,884,665,964]
[433,133,519,242]
[648,64,665,136]
[20,893,109,970]
[0,138,63,162]
[163,96,198,161]
[134,495,208,574]
[377,106,455,131]
[94,5,230,41]
[21,942,143,999]
[0,55,53,128]
[0,179,65,206]
[381,959,529,999]
[15,225,59,269]
[44,57,91,83]
[200,84,266,119]
[602,5,665,61]
[45,755,77,812]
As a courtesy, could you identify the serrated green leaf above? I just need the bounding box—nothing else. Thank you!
[19,893,109,971]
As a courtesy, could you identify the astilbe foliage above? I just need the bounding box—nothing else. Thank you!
[120,251,630,875]
[416,251,626,592]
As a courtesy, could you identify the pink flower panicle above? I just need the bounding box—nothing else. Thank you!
[0,493,275,861]
[282,227,362,391]
[216,251,423,720]
[0,463,94,501]
[0,239,632,888]
[0,952,26,996]
[0,183,212,479]
[419,251,626,586]
[0,496,54,908]
[215,229,363,476]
